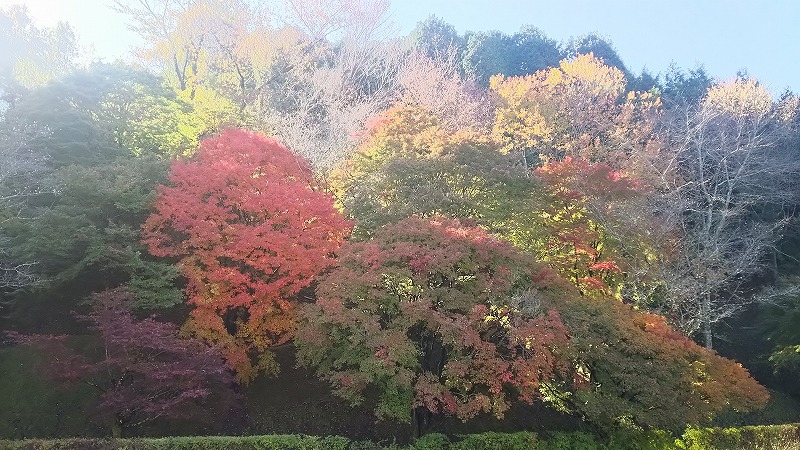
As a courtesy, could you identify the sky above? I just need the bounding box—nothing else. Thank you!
[2,0,798,95]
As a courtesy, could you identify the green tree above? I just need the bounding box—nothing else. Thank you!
[462,31,513,86]
[660,64,714,106]
[409,15,465,62]
[333,104,546,244]
[3,156,179,309]
[461,27,562,87]
[566,33,631,80]
[509,26,562,76]
[0,65,195,312]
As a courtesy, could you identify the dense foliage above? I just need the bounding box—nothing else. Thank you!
[296,217,570,434]
[1,1,799,444]
[143,129,351,381]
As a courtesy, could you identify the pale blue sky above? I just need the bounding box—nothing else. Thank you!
[3,0,799,94]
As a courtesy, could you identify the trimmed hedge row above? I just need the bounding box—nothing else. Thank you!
[1,424,798,450]
[677,424,800,450]
[0,435,351,450]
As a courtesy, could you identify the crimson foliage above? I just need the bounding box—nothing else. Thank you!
[142,129,351,381]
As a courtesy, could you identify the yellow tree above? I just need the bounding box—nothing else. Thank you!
[490,53,661,173]
[490,53,669,303]
[113,0,249,132]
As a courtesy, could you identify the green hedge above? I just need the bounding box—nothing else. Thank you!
[677,423,800,450]
[1,424,798,450]
[0,435,351,450]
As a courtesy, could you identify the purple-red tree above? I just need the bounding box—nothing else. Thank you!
[142,129,352,381]
[11,288,242,437]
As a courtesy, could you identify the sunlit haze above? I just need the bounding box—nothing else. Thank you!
[2,0,798,94]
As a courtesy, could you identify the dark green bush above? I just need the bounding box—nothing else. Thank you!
[605,428,675,450]
[409,433,450,450]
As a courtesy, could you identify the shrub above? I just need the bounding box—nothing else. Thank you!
[678,423,800,450]
[450,432,538,450]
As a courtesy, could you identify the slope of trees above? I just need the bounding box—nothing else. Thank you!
[1,2,799,443]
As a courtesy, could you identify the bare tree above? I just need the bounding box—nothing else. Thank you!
[261,37,407,171]
[261,19,492,172]
[655,78,799,349]
[395,48,491,131]
[281,0,393,44]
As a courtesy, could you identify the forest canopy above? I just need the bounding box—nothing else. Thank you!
[1,0,799,443]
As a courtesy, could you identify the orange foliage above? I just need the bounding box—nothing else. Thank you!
[143,129,352,381]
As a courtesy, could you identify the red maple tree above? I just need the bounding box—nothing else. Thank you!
[142,129,351,381]
[534,156,640,295]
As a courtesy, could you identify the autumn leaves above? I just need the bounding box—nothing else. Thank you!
[139,58,772,429]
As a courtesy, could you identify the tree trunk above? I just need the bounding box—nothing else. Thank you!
[412,406,432,439]
[412,335,445,439]
[111,415,123,438]
[703,291,713,350]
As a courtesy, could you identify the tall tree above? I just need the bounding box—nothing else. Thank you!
[461,30,513,87]
[409,15,465,62]
[143,129,351,381]
[113,0,245,94]
[461,26,561,87]
[565,33,630,80]
[660,64,714,106]
[658,77,799,349]
[509,26,562,76]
